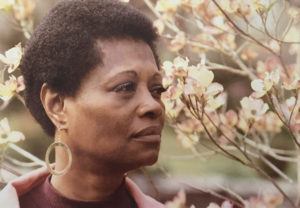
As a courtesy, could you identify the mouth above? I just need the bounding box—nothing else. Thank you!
[131,126,162,142]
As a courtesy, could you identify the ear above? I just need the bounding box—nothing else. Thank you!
[40,83,68,130]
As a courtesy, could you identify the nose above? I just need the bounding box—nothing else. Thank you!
[137,90,165,120]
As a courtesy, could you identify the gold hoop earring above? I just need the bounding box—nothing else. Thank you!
[45,140,72,176]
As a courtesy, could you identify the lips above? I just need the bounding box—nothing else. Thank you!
[132,126,162,142]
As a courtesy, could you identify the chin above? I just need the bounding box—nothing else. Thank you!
[125,151,159,171]
[144,153,159,166]
[139,149,160,167]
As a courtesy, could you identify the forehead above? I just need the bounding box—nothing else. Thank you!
[94,38,158,76]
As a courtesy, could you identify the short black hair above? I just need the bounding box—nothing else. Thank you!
[21,0,159,137]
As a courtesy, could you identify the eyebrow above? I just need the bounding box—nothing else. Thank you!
[114,70,138,77]
[111,70,162,79]
[103,70,161,86]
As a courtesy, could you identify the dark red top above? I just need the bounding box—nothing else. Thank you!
[18,176,137,208]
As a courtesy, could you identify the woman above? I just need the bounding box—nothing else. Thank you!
[0,0,166,207]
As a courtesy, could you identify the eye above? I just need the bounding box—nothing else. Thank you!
[151,85,166,96]
[114,82,136,93]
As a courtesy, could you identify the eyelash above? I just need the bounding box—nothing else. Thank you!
[114,82,136,92]
[151,86,166,95]
[114,82,166,96]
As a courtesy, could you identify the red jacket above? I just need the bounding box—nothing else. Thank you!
[0,167,165,208]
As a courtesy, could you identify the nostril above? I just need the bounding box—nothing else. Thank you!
[145,111,156,119]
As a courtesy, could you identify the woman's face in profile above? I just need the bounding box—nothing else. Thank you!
[63,39,165,172]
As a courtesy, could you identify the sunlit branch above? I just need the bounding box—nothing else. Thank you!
[241,137,298,162]
[15,93,25,105]
[0,99,11,111]
[8,144,45,167]
[228,51,257,80]
[186,39,217,51]
[0,164,21,177]
[198,113,248,165]
[211,111,298,162]
[6,156,41,168]
[203,111,252,162]
[206,61,249,77]
[266,92,300,148]
[236,41,249,54]
[260,155,294,183]
[204,110,293,184]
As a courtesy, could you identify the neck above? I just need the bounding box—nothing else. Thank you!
[51,150,126,201]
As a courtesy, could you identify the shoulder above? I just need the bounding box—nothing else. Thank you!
[0,183,19,208]
[125,177,166,208]
[0,167,49,208]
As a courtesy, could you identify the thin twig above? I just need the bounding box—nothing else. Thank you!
[203,111,252,162]
[211,0,277,56]
[199,113,247,165]
[214,183,247,206]
[266,93,300,148]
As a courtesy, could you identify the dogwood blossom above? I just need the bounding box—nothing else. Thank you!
[0,75,25,101]
[0,118,25,146]
[240,97,269,121]
[0,43,23,73]
[251,71,279,98]
[168,32,186,52]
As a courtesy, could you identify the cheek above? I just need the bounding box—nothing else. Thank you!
[67,103,133,151]
[159,100,166,123]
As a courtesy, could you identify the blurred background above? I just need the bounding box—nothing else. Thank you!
[0,0,299,207]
